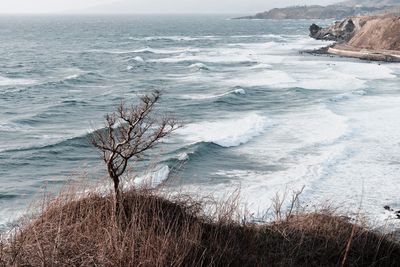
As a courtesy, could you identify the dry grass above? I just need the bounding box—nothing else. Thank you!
[1,187,400,267]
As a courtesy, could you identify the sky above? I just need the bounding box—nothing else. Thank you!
[0,0,340,14]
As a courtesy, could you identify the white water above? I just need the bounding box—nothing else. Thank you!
[178,113,269,148]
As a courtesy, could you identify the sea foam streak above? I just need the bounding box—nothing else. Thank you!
[79,47,196,55]
[179,88,246,100]
[188,63,210,71]
[129,36,218,41]
[178,113,268,147]
[0,76,37,86]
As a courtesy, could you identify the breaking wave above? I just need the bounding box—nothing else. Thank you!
[177,113,268,148]
[179,88,246,100]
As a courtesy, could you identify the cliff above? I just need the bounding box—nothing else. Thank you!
[310,14,400,62]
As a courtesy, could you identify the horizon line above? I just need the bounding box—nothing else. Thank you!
[0,12,253,15]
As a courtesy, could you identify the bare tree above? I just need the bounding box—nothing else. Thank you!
[91,90,177,213]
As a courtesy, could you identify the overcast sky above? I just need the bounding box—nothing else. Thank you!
[0,0,340,14]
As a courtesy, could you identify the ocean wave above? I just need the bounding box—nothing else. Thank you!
[0,76,37,86]
[0,69,94,91]
[148,48,257,64]
[177,152,189,161]
[131,165,170,188]
[188,62,210,71]
[226,70,296,88]
[60,99,89,106]
[132,56,145,62]
[75,47,194,55]
[179,88,246,100]
[128,36,218,41]
[159,141,223,170]
[127,56,146,70]
[177,113,268,148]
[330,90,367,102]
[229,34,286,41]
[65,75,80,80]
[42,68,95,85]
[0,193,19,200]
[0,121,33,132]
[0,129,93,154]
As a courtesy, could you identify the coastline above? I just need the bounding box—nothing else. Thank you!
[328,44,400,62]
[305,44,400,62]
[309,14,400,62]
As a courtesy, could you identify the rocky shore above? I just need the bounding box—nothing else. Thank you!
[309,14,400,62]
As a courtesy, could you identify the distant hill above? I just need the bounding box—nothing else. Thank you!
[236,1,400,20]
[341,0,400,7]
[236,5,383,20]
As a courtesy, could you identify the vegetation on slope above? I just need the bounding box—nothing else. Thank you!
[1,188,400,267]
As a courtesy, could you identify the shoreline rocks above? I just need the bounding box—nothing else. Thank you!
[309,18,357,42]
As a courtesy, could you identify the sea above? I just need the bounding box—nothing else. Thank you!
[1,15,400,230]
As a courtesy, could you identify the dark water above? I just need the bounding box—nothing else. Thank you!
[1,15,400,229]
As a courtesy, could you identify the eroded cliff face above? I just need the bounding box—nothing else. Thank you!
[348,16,400,50]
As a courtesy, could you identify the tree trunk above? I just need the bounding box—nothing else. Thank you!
[112,176,122,221]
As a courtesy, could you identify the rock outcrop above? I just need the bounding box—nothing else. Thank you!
[309,18,359,42]
[309,14,400,62]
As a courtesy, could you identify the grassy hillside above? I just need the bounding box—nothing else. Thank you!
[1,188,399,266]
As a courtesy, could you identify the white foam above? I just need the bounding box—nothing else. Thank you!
[179,88,246,100]
[188,62,210,71]
[226,70,296,88]
[178,153,189,161]
[82,47,193,55]
[0,76,37,86]
[132,165,170,188]
[64,74,80,80]
[178,113,268,148]
[178,107,351,217]
[52,68,86,82]
[150,46,259,64]
[229,34,287,41]
[133,56,145,62]
[296,69,366,90]
[233,88,246,95]
[250,63,273,69]
[334,62,396,80]
[283,61,396,91]
[0,121,32,132]
[129,36,219,41]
